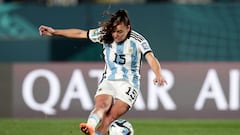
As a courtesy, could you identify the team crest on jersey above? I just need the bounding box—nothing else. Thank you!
[141,42,149,50]
[128,48,133,53]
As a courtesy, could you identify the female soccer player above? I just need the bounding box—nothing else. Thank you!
[39,9,167,135]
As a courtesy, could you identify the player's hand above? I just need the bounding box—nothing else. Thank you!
[39,25,55,36]
[153,75,167,86]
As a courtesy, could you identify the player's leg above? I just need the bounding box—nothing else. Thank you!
[96,99,130,135]
[80,94,113,135]
[96,80,138,135]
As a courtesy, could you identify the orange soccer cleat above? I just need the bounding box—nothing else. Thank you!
[79,123,95,135]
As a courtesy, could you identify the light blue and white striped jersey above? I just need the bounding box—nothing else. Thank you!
[88,27,152,90]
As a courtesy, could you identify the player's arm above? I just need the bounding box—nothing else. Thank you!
[39,25,88,39]
[145,52,167,86]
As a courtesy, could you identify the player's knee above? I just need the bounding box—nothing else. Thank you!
[95,102,111,112]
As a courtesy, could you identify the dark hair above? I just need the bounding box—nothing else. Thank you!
[99,9,131,44]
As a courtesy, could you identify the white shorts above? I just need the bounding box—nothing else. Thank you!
[95,80,138,108]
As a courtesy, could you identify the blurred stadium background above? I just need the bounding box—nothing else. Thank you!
[0,0,240,135]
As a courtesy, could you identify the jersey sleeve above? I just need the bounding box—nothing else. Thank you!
[139,40,152,56]
[87,27,103,43]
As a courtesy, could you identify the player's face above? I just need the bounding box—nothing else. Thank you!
[112,22,130,43]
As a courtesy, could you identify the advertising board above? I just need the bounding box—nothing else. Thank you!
[12,62,240,118]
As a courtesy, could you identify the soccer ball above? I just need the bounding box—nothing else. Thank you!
[108,119,134,135]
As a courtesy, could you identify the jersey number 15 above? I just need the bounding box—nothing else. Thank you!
[113,53,126,65]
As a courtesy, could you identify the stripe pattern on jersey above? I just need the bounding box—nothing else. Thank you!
[89,28,152,90]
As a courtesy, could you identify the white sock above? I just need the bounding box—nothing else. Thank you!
[87,113,100,128]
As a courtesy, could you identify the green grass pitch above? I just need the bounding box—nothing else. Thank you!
[0,118,240,135]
